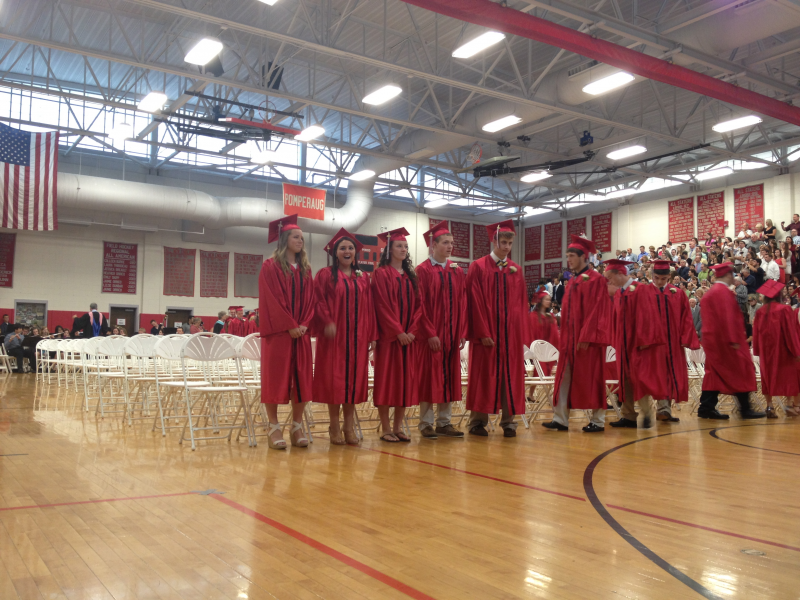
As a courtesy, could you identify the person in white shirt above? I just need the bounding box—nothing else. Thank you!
[762,250,780,281]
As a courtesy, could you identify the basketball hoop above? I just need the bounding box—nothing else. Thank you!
[257,100,278,123]
[467,143,482,165]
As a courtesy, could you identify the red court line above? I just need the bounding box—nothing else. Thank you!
[0,492,193,512]
[607,504,800,553]
[209,494,436,600]
[367,448,586,501]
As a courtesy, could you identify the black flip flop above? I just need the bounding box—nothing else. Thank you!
[380,433,400,443]
[394,432,412,442]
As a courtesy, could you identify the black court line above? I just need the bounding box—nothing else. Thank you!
[583,423,794,600]
[0,454,27,457]
[709,426,800,456]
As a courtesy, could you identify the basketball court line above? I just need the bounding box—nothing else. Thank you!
[709,426,800,456]
[0,491,193,512]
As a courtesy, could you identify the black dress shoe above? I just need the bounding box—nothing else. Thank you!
[469,424,489,436]
[610,418,637,428]
[698,411,729,420]
[740,411,766,419]
[641,417,652,429]
[503,427,516,438]
[541,421,568,431]
[582,423,604,433]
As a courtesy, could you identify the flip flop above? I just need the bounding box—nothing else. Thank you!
[394,432,411,442]
[380,433,400,443]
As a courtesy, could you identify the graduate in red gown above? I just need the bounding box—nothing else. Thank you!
[752,280,800,417]
[247,310,259,336]
[225,306,240,336]
[416,220,467,439]
[235,307,247,337]
[698,263,765,419]
[465,220,529,438]
[543,236,612,433]
[604,259,668,429]
[312,228,377,445]
[372,227,427,442]
[528,290,559,375]
[650,260,700,423]
[259,214,315,449]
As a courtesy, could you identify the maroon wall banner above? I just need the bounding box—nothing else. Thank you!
[524,225,542,262]
[524,263,542,298]
[428,218,471,259]
[734,184,765,233]
[102,242,137,294]
[473,223,490,260]
[544,261,563,280]
[234,253,263,297]
[668,198,694,242]
[0,232,15,288]
[163,247,196,297]
[697,191,725,238]
[544,222,563,260]
[200,251,229,298]
[591,212,612,253]
[566,217,586,240]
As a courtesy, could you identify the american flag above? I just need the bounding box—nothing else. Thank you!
[0,123,59,231]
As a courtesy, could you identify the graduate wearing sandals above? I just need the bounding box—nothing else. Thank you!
[372,227,426,442]
[752,280,800,418]
[311,229,378,446]
[259,214,315,449]
[416,220,467,440]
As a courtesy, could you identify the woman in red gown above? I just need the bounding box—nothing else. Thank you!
[372,227,426,442]
[528,291,559,375]
[259,214,315,449]
[312,229,377,445]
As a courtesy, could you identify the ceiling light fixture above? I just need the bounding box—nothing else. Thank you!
[452,31,505,59]
[606,144,646,161]
[257,0,280,5]
[110,122,133,144]
[295,124,325,142]
[137,91,168,113]
[184,37,224,66]
[524,207,551,216]
[482,115,522,133]
[520,171,552,183]
[712,115,763,133]
[582,71,635,96]
[348,169,375,181]
[362,84,402,106]
[695,166,734,181]
[425,199,450,209]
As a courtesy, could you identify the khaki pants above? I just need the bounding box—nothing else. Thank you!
[620,379,655,422]
[656,399,672,415]
[469,382,518,431]
[418,402,453,430]
[552,361,606,427]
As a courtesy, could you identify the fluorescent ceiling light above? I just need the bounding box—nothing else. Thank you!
[452,31,505,59]
[606,144,646,161]
[482,115,522,133]
[500,207,518,213]
[712,115,762,133]
[425,199,450,209]
[184,37,223,66]
[110,122,133,144]
[257,0,280,5]
[695,167,734,181]
[295,124,325,142]
[604,188,638,199]
[582,71,635,96]
[520,171,552,183]
[740,161,769,170]
[349,169,375,181]
[362,84,402,106]
[524,207,551,216]
[137,91,168,113]
[451,198,488,207]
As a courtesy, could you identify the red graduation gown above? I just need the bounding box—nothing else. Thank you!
[247,319,258,336]
[416,259,467,404]
[372,266,425,407]
[311,268,377,405]
[655,284,700,403]
[553,270,612,410]
[529,311,559,375]
[752,303,800,396]
[465,256,529,415]
[259,259,315,404]
[700,282,756,394]
[612,282,668,401]
[226,318,240,336]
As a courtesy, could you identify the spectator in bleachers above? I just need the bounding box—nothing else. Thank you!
[733,276,749,317]
[764,219,777,242]
[689,297,701,340]
[747,294,762,323]
[749,258,766,288]
[780,214,800,240]
[150,319,165,335]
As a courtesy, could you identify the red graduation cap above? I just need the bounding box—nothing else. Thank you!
[377,227,410,244]
[531,290,549,303]
[709,263,734,277]
[227,305,237,311]
[268,214,301,244]
[602,259,632,274]
[324,228,363,256]
[486,219,516,241]
[757,280,784,299]
[423,220,451,247]
[567,234,596,255]
[652,260,672,273]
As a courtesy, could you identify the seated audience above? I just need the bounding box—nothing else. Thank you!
[4,324,35,374]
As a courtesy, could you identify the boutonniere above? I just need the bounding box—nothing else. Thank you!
[509,266,517,273]
[354,270,363,277]
[669,287,677,294]
[449,263,459,269]
[629,284,637,292]
[581,273,590,281]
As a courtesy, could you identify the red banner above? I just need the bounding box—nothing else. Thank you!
[544,222,563,260]
[734,184,765,233]
[524,263,541,297]
[668,198,694,242]
[591,212,612,253]
[473,223,490,260]
[524,225,542,262]
[283,183,326,221]
[697,191,725,239]
[544,261,563,280]
[354,234,385,273]
[163,247,196,297]
[428,218,470,258]
[102,242,137,294]
[234,253,263,297]
[200,251,229,298]
[567,217,586,240]
[0,232,15,288]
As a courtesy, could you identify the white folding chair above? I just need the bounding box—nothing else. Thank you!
[522,340,559,426]
[605,346,622,418]
[95,336,130,418]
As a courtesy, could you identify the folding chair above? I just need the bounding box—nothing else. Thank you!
[95,336,130,418]
[522,340,559,426]
[605,346,622,418]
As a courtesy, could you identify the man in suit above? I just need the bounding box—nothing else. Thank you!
[71,303,109,338]
[0,314,10,336]
[689,297,702,340]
